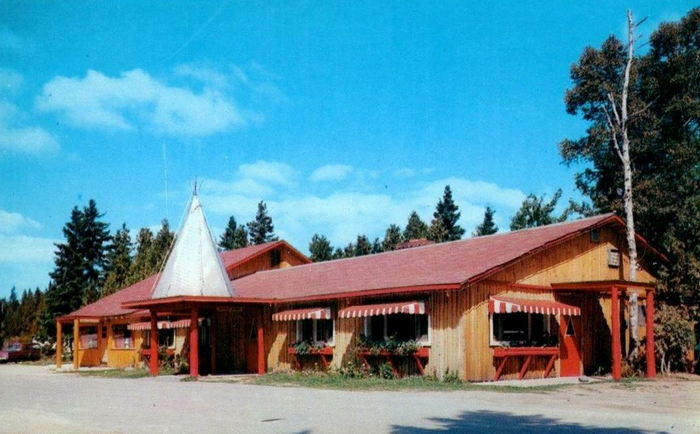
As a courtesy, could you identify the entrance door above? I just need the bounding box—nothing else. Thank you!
[560,315,582,377]
[245,317,258,373]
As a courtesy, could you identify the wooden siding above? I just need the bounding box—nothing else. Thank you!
[229,247,308,280]
[461,227,656,381]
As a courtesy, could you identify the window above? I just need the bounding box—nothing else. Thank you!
[141,329,175,349]
[364,314,430,345]
[112,325,133,349]
[159,329,175,348]
[270,249,281,267]
[490,313,558,347]
[80,326,98,349]
[296,319,334,346]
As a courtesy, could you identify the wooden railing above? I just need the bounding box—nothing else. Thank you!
[492,346,558,381]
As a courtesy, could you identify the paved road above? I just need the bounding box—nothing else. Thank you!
[0,365,698,433]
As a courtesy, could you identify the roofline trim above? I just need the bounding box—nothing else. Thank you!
[224,240,312,272]
[464,215,666,287]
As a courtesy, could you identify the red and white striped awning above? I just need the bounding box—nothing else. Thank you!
[127,319,192,331]
[339,301,426,319]
[489,296,581,316]
[272,307,332,321]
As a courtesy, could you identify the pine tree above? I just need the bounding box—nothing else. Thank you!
[371,238,383,254]
[383,224,403,251]
[427,218,449,243]
[152,220,175,270]
[473,207,499,236]
[354,235,372,257]
[247,201,278,245]
[403,211,428,240]
[45,200,111,334]
[128,228,155,284]
[309,234,333,262]
[219,215,250,250]
[102,224,133,297]
[510,190,568,231]
[331,247,345,260]
[433,185,465,241]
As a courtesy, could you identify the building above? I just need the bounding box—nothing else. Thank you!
[57,196,663,382]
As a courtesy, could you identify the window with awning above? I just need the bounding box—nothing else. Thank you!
[489,296,581,316]
[338,301,426,318]
[488,297,579,347]
[271,307,331,321]
[127,319,191,331]
[340,301,429,345]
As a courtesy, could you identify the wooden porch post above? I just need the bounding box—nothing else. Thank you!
[210,313,217,375]
[257,308,265,375]
[611,286,622,381]
[149,311,159,376]
[55,320,62,369]
[645,289,656,378]
[73,319,80,369]
[189,308,199,377]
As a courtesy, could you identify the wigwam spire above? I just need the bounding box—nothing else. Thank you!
[151,192,234,298]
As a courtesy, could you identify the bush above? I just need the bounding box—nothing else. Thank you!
[654,304,695,373]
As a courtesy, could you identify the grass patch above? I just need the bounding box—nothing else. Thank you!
[244,372,571,393]
[77,368,151,379]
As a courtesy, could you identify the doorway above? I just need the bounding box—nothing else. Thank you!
[560,315,582,377]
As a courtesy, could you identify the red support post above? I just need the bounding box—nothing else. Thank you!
[645,289,656,378]
[611,286,622,381]
[149,311,158,376]
[256,309,265,375]
[189,308,199,378]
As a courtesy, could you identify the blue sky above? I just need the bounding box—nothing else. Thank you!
[0,1,695,297]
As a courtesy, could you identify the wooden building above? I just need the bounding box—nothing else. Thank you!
[59,213,664,382]
[55,240,310,370]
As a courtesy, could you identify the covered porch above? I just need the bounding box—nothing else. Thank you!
[550,280,657,380]
[122,296,270,378]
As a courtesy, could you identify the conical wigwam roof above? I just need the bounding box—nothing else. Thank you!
[151,193,234,298]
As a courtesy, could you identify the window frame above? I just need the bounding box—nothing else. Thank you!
[111,324,133,350]
[489,312,556,347]
[363,314,431,346]
[296,318,335,347]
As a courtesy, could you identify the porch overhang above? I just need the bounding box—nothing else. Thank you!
[121,295,274,312]
[550,280,656,292]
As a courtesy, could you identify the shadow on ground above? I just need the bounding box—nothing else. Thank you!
[391,410,662,433]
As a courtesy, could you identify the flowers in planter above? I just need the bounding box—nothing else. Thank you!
[291,340,327,355]
[356,335,420,355]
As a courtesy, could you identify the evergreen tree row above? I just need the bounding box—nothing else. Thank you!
[218,200,278,250]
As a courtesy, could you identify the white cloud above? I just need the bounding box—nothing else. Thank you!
[36,69,250,136]
[0,68,23,95]
[0,97,59,155]
[198,161,526,250]
[0,234,56,264]
[310,164,354,182]
[0,210,41,234]
[238,160,297,187]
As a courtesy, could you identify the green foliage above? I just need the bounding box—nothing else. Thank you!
[45,200,111,335]
[371,237,383,254]
[247,201,278,245]
[432,185,465,241]
[127,221,174,285]
[101,224,133,297]
[308,234,333,262]
[292,340,326,355]
[654,304,695,373]
[382,224,402,251]
[354,235,372,257]
[1,287,46,344]
[561,9,700,323]
[355,334,419,355]
[473,206,498,236]
[403,211,428,241]
[427,218,448,243]
[509,189,568,230]
[219,216,249,250]
[331,247,345,260]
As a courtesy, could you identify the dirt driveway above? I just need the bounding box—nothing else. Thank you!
[0,365,698,433]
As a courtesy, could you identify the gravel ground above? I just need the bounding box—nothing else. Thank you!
[0,364,698,433]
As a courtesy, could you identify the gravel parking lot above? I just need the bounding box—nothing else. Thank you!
[0,364,698,433]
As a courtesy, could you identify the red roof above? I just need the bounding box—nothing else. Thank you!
[63,241,307,319]
[233,214,656,300]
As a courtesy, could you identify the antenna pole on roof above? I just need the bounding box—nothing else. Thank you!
[193,177,198,196]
